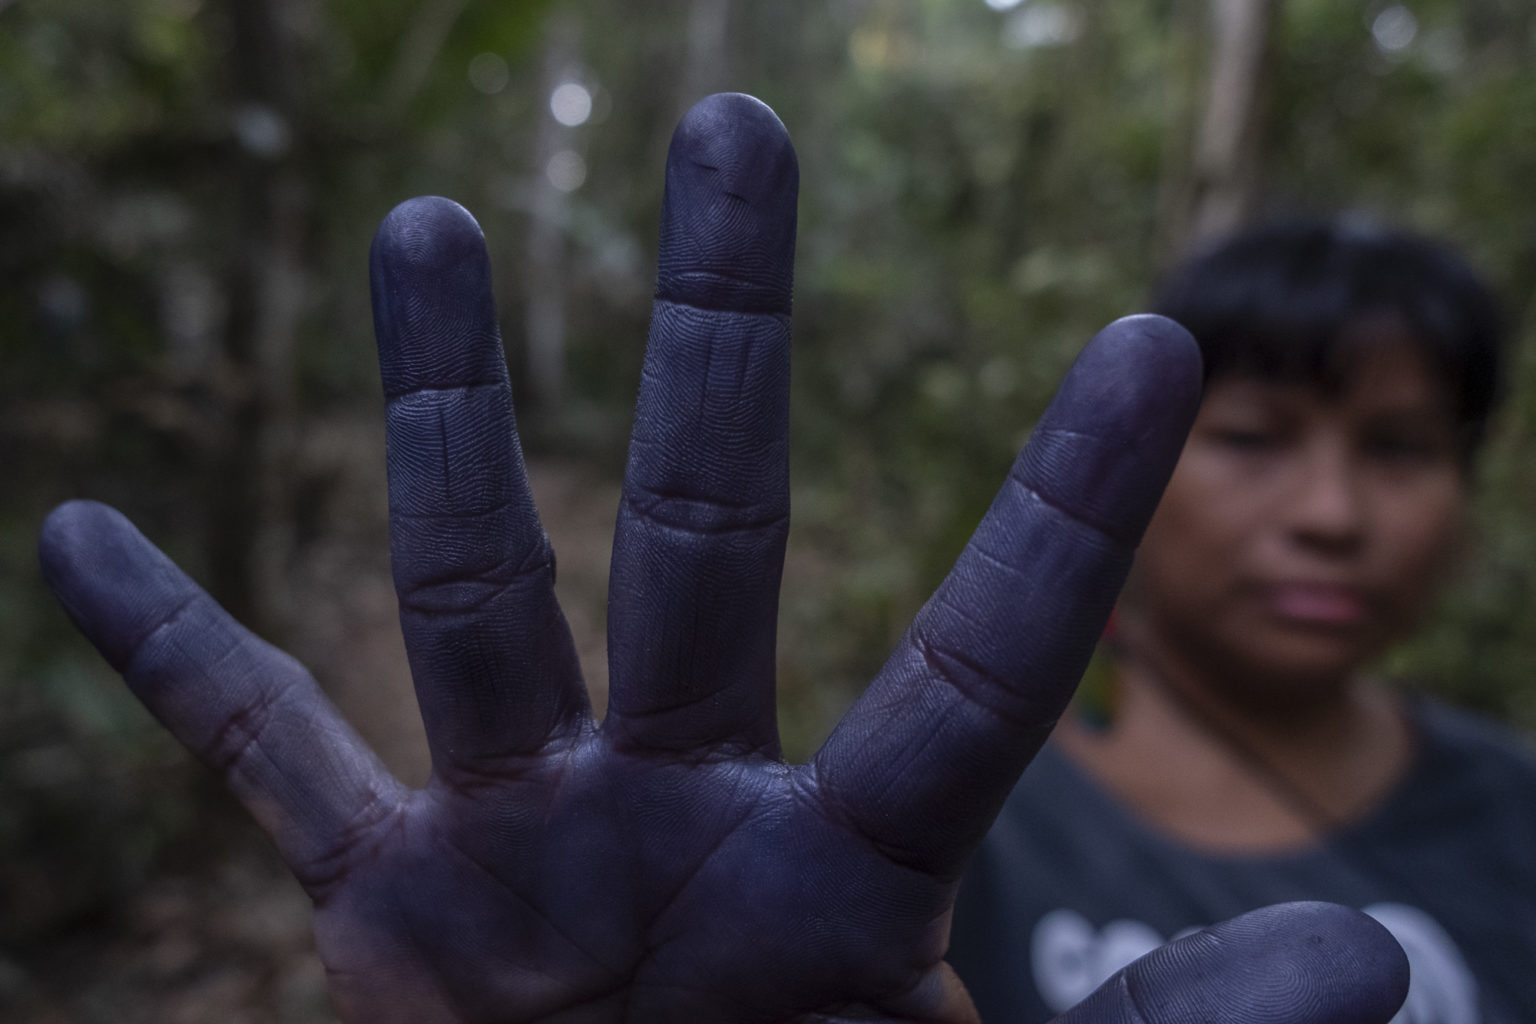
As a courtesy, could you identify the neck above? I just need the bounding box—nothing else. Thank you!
[1123,620,1366,757]
[1056,624,1413,854]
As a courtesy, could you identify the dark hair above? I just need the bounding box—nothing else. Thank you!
[1150,218,1505,458]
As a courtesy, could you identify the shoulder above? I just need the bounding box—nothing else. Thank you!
[1410,697,1536,785]
[1393,696,1536,845]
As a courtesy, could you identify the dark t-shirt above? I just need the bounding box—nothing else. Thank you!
[949,699,1536,1023]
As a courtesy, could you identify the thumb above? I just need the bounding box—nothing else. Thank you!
[1052,902,1409,1024]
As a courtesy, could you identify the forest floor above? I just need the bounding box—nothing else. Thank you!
[5,435,624,1023]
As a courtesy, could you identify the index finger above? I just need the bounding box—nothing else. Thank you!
[811,315,1202,878]
[604,93,798,757]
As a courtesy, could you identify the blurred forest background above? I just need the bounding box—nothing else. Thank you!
[3,0,1536,1019]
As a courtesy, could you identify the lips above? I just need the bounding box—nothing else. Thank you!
[1262,582,1371,627]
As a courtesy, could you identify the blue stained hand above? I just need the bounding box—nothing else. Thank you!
[37,93,1408,1023]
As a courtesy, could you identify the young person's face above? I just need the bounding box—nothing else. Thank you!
[1128,337,1468,704]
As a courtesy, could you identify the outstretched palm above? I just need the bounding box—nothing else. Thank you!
[40,94,1407,1024]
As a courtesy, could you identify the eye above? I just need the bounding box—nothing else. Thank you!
[1362,431,1448,464]
[1210,427,1281,452]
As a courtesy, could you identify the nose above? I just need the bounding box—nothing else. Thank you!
[1286,441,1366,556]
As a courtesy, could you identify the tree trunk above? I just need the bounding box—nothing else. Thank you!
[206,0,307,633]
[525,14,582,413]
[680,0,734,108]
[1176,0,1280,250]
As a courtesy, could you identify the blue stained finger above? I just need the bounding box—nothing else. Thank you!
[370,197,586,774]
[38,500,402,890]
[605,93,799,755]
[653,94,798,314]
[813,316,1203,878]
[1054,902,1410,1023]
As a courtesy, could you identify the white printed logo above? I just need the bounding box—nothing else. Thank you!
[1031,909,1161,1012]
[1363,903,1478,1024]
[1031,903,1479,1023]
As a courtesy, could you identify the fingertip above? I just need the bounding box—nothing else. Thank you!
[372,196,487,266]
[676,91,792,152]
[1058,314,1204,459]
[1092,313,1203,388]
[39,499,127,589]
[1227,902,1411,1011]
[657,92,799,313]
[370,196,489,296]
[369,195,505,397]
[38,500,197,671]
[1115,902,1409,1024]
[1015,314,1204,546]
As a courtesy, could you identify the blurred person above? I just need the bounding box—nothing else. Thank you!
[950,219,1536,1023]
[34,96,1418,1023]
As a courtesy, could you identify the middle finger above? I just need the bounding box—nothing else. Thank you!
[605,94,799,757]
